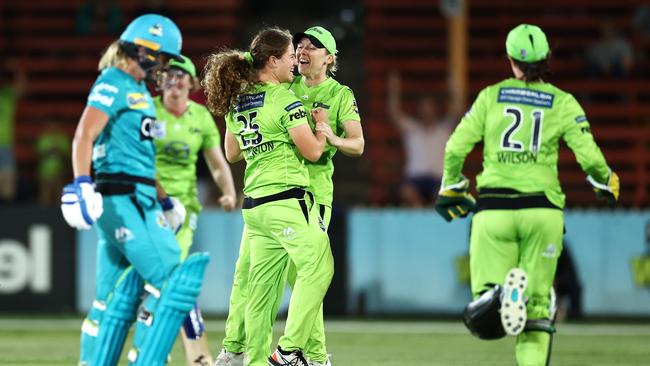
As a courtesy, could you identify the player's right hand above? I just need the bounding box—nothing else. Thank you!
[587,171,620,205]
[218,194,237,212]
[435,176,476,222]
[311,108,329,124]
[60,176,104,230]
[160,196,186,234]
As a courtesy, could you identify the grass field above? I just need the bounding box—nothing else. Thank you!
[1,318,649,365]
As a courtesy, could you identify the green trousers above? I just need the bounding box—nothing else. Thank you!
[223,204,332,363]
[285,205,332,363]
[236,194,333,366]
[470,208,563,366]
[176,211,198,260]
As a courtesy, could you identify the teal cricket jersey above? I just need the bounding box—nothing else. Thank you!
[87,67,157,179]
[443,78,611,208]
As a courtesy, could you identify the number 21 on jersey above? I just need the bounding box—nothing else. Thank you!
[500,106,543,153]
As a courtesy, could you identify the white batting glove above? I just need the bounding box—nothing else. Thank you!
[160,196,186,234]
[60,175,104,230]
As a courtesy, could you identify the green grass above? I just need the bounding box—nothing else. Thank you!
[0,318,649,365]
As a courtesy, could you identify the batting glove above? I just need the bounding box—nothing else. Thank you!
[160,196,186,234]
[60,175,104,230]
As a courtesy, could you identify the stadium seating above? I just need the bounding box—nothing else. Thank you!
[2,0,648,206]
[1,0,241,182]
[364,0,650,207]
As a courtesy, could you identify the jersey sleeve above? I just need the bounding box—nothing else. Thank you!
[278,90,309,130]
[225,111,238,134]
[86,74,123,118]
[442,87,489,185]
[560,94,611,183]
[336,87,361,127]
[200,107,222,150]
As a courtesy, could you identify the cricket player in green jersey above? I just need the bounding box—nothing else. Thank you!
[287,26,364,366]
[154,55,237,366]
[213,26,364,366]
[435,24,619,366]
[203,27,333,366]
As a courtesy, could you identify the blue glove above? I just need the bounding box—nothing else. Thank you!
[60,175,104,230]
[160,196,186,234]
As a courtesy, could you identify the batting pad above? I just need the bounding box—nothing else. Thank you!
[130,252,210,366]
[92,268,144,366]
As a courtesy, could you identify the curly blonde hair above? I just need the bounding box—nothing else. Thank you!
[202,27,292,116]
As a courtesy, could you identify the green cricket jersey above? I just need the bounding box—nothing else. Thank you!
[0,87,16,147]
[226,82,310,198]
[288,76,361,206]
[154,97,221,211]
[443,78,610,208]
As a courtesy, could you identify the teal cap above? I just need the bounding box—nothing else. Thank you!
[506,24,550,62]
[294,26,337,55]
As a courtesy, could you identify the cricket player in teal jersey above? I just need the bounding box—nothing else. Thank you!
[215,26,364,366]
[435,24,620,366]
[203,27,333,366]
[61,14,210,366]
[154,55,237,366]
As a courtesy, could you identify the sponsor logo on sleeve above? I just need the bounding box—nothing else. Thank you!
[285,101,303,112]
[88,83,119,107]
[288,108,308,122]
[127,93,150,109]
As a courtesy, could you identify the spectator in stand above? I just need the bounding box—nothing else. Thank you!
[0,58,27,204]
[387,70,453,207]
[75,0,123,36]
[586,20,634,78]
[36,122,71,206]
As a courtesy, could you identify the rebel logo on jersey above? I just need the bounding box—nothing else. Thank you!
[288,108,307,122]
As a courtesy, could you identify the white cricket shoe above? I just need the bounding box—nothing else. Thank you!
[500,267,528,336]
[213,348,245,366]
[268,347,308,366]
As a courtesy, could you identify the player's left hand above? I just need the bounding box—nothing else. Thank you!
[60,175,104,230]
[587,171,620,205]
[315,121,340,146]
[219,194,237,212]
[435,176,476,222]
[160,196,186,233]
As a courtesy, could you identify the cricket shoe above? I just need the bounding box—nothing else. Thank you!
[500,267,528,336]
[268,347,308,366]
[213,348,245,366]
